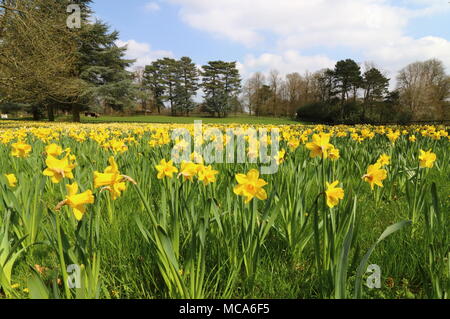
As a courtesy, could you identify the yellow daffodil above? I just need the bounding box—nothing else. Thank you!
[419,149,436,168]
[43,155,76,184]
[45,144,63,157]
[63,183,95,221]
[11,141,32,158]
[328,145,340,160]
[274,149,286,165]
[4,173,17,188]
[233,169,268,203]
[93,157,128,200]
[376,154,391,167]
[363,163,388,190]
[197,165,219,186]
[306,133,333,159]
[155,159,178,179]
[387,131,400,144]
[325,181,344,208]
[178,161,198,181]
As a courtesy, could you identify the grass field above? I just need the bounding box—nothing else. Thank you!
[80,115,300,125]
[1,115,300,125]
[0,120,449,299]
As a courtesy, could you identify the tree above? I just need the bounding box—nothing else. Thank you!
[268,69,281,116]
[133,67,154,114]
[174,57,199,116]
[361,67,389,121]
[72,21,135,122]
[285,73,303,117]
[245,72,266,116]
[313,69,336,103]
[143,60,166,114]
[201,61,241,118]
[0,0,135,122]
[158,58,179,116]
[397,59,449,121]
[333,59,362,120]
[0,0,87,120]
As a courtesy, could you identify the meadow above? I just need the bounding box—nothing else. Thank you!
[0,120,449,299]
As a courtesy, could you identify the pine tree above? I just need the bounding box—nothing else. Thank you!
[362,68,389,121]
[69,18,135,122]
[174,57,199,116]
[143,61,166,114]
[201,61,241,118]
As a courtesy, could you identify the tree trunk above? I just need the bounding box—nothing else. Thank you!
[32,106,40,121]
[72,104,81,122]
[47,104,55,122]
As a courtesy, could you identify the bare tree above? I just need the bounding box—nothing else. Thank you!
[268,69,281,116]
[285,73,303,117]
[397,59,449,120]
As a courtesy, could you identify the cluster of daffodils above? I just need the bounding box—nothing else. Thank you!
[155,159,219,186]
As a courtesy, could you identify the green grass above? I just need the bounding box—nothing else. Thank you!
[78,115,300,125]
[1,114,303,125]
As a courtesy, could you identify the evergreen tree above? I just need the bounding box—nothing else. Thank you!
[69,20,135,122]
[159,58,179,116]
[174,57,199,116]
[362,68,389,121]
[201,61,241,118]
[143,61,166,114]
[332,59,362,120]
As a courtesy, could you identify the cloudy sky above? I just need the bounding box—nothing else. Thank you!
[92,0,450,83]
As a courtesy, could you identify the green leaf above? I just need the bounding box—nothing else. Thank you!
[354,220,411,298]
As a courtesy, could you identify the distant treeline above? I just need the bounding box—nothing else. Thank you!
[242,59,449,124]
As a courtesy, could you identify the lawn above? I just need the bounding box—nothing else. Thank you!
[79,115,300,125]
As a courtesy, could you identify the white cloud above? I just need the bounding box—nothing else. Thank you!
[169,0,413,49]
[167,0,450,84]
[116,39,174,68]
[145,2,161,12]
[240,51,336,78]
[367,36,450,77]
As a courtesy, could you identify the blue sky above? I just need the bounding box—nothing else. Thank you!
[91,0,450,82]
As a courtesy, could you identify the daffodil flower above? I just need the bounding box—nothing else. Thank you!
[155,159,178,180]
[56,183,95,221]
[43,155,76,184]
[363,163,388,190]
[325,181,345,208]
[11,141,32,158]
[233,169,268,203]
[419,149,437,168]
[197,165,218,186]
[4,173,17,188]
[306,133,334,159]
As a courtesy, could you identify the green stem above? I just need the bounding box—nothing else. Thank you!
[55,212,71,299]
